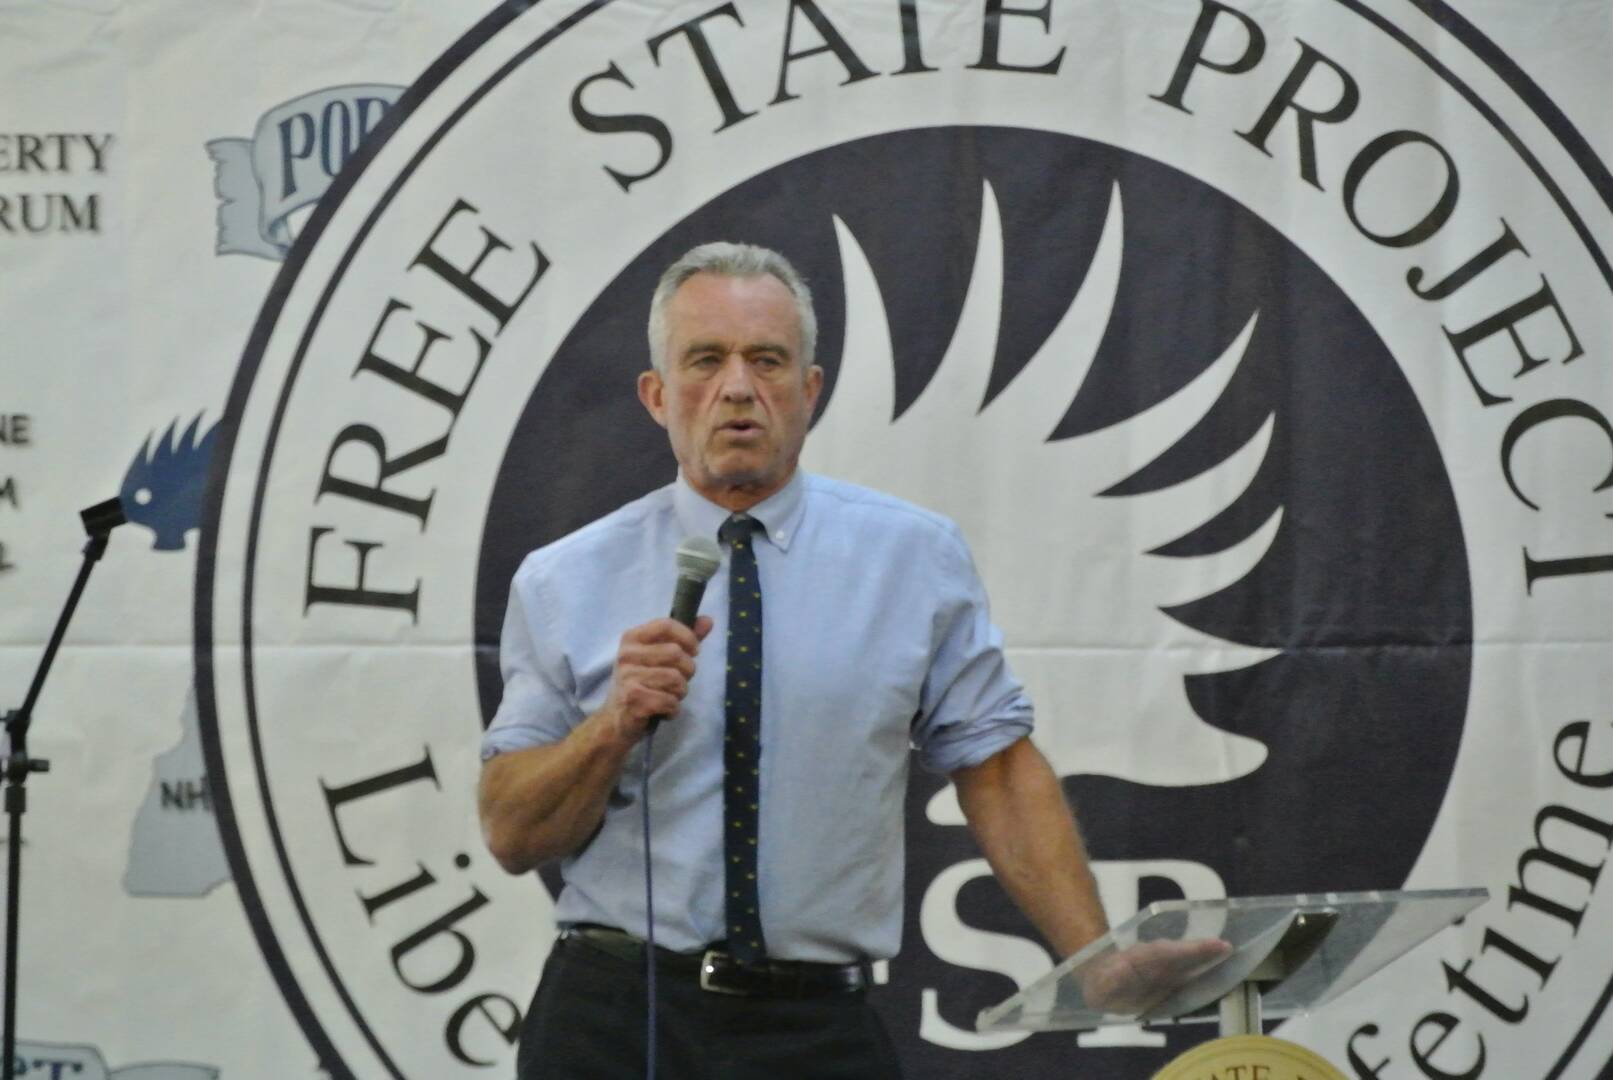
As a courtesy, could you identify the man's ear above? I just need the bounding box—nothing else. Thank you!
[638,369,668,427]
[804,364,824,413]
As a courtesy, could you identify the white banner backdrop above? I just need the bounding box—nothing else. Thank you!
[4,2,1613,1078]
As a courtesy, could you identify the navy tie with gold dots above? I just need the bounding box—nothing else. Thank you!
[719,513,767,966]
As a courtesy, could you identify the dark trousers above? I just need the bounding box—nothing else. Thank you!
[518,936,905,1079]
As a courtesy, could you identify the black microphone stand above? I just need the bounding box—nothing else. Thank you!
[3,498,125,1080]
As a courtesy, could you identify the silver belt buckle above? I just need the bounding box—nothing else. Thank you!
[699,949,747,995]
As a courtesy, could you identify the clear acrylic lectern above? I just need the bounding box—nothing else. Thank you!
[978,888,1488,1039]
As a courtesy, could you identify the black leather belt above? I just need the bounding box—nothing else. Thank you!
[561,924,874,998]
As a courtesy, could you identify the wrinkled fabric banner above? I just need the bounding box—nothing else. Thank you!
[6,1,1613,1077]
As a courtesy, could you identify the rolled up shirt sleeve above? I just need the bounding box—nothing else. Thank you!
[911,524,1034,774]
[480,558,583,760]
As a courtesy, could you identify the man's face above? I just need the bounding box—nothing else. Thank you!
[639,271,823,510]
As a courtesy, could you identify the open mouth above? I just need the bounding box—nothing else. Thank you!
[721,419,763,436]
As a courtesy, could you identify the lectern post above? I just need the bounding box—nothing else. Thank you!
[1218,982,1261,1037]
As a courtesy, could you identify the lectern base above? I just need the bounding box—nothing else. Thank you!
[1153,1034,1348,1080]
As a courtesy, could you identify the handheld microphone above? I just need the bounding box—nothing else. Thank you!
[649,535,722,732]
[670,535,722,626]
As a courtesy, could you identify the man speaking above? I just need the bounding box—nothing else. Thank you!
[478,242,1116,1077]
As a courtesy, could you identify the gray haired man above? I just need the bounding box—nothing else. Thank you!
[478,242,1203,1078]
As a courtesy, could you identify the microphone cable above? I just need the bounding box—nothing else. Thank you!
[643,727,660,1080]
[641,534,720,1080]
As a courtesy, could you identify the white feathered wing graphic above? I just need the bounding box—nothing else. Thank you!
[800,182,1278,824]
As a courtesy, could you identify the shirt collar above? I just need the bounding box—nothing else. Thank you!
[673,469,808,552]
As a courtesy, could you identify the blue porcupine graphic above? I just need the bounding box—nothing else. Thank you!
[120,415,219,552]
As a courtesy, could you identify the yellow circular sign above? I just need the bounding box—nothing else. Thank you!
[1153,1035,1348,1080]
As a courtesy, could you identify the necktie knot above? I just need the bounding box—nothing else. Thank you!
[719,514,762,547]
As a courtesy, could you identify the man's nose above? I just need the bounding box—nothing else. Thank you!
[717,353,755,398]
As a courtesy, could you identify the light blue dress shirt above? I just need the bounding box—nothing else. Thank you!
[482,471,1033,962]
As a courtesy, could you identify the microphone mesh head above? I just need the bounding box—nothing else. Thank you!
[675,535,723,583]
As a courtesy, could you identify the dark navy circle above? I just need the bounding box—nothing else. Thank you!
[473,126,1471,1075]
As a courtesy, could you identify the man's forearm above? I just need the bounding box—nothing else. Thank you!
[954,736,1109,959]
[481,614,711,873]
[478,712,636,873]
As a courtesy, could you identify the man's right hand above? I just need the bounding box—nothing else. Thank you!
[478,612,716,872]
[601,615,714,742]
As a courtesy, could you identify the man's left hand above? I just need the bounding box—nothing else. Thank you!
[1077,938,1233,1015]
